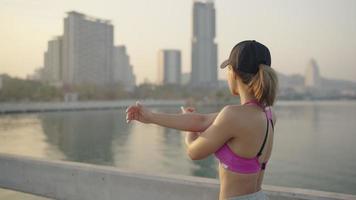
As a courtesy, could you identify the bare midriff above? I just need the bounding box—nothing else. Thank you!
[218,164,265,200]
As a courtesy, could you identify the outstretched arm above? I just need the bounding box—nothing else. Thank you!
[125,101,218,132]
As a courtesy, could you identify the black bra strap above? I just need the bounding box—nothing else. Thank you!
[257,116,269,157]
[261,162,267,170]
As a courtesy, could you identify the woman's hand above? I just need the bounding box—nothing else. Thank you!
[125,101,153,124]
[180,106,201,136]
[180,106,196,114]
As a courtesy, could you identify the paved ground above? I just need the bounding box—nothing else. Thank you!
[0,188,314,200]
[0,188,51,200]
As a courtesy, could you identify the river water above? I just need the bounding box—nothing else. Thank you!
[0,100,355,196]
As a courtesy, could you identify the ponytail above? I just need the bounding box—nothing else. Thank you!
[237,64,278,106]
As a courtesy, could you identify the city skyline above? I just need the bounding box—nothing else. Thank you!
[1,0,356,84]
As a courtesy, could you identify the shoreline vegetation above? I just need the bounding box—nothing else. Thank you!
[1,99,355,115]
[1,74,355,104]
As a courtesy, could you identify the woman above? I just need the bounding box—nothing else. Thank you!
[125,40,278,200]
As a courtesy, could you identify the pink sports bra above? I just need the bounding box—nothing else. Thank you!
[214,99,274,174]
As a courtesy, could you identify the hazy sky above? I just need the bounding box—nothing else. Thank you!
[1,0,356,84]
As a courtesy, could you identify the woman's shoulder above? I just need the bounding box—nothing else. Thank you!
[218,104,249,121]
[222,104,276,124]
[222,103,258,113]
[220,104,244,113]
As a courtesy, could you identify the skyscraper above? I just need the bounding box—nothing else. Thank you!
[305,59,321,88]
[113,45,136,91]
[62,11,114,86]
[43,36,62,87]
[158,50,182,85]
[191,0,218,88]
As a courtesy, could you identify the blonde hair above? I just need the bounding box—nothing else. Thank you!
[237,64,279,106]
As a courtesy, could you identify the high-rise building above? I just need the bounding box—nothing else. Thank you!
[305,59,321,88]
[191,0,218,88]
[113,45,136,91]
[158,50,181,85]
[62,11,114,86]
[43,36,62,87]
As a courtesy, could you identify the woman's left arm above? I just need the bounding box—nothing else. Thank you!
[180,107,201,146]
[185,106,235,160]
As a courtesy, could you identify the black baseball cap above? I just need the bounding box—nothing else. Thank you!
[220,40,271,74]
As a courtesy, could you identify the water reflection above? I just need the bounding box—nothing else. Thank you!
[40,109,130,165]
[267,102,356,194]
[0,101,355,195]
[0,114,64,159]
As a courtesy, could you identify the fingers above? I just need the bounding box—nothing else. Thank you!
[126,105,137,113]
[180,106,185,113]
[136,101,142,108]
[126,103,142,123]
[187,107,195,112]
[127,111,136,122]
[126,113,130,123]
[126,102,142,115]
[126,111,132,123]
[126,106,135,123]
[181,106,196,113]
[133,109,138,121]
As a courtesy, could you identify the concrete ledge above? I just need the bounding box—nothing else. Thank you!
[0,153,355,200]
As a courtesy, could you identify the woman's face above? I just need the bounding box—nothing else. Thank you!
[227,65,239,96]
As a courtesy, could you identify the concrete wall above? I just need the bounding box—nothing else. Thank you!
[0,153,355,200]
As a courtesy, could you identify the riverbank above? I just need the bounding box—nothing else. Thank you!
[1,99,355,114]
[0,99,186,114]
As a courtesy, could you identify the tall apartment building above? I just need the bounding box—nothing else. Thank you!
[113,45,136,91]
[191,0,218,88]
[62,11,114,86]
[43,36,62,87]
[158,50,181,85]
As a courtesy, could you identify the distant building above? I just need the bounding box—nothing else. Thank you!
[113,45,136,91]
[62,11,114,86]
[27,67,44,81]
[305,59,321,88]
[42,36,63,87]
[158,50,181,85]
[191,0,218,88]
[181,72,191,86]
[37,10,138,93]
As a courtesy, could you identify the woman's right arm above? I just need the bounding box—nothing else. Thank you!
[126,101,219,132]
